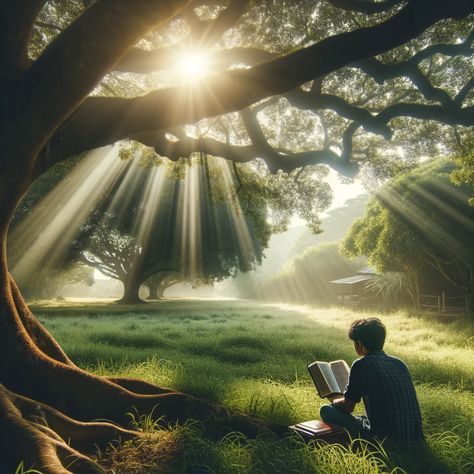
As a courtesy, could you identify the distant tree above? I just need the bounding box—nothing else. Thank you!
[258,242,365,304]
[19,264,94,300]
[450,133,474,205]
[144,272,182,300]
[75,156,270,303]
[342,159,474,306]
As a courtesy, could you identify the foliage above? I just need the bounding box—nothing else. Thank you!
[25,0,474,205]
[450,132,474,205]
[342,159,474,304]
[257,242,365,304]
[365,272,414,309]
[17,263,94,300]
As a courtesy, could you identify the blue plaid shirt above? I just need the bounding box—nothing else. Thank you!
[344,351,423,442]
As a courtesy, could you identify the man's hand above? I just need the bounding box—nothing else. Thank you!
[331,396,356,413]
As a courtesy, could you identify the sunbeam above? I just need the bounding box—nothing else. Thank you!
[10,146,126,282]
[220,159,256,263]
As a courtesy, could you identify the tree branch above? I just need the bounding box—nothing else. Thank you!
[454,75,474,106]
[358,58,457,107]
[377,102,474,126]
[285,88,392,138]
[354,30,474,105]
[0,1,46,80]
[326,0,402,14]
[114,46,272,73]
[240,107,359,176]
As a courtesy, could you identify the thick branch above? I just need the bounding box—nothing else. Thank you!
[0,1,46,80]
[377,102,474,126]
[326,0,401,14]
[115,46,272,73]
[286,88,392,138]
[135,130,256,162]
[240,108,359,176]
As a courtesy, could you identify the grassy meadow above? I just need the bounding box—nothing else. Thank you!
[32,299,474,474]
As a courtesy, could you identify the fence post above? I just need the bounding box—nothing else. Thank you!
[442,292,445,312]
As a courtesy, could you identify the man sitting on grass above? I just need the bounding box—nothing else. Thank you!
[320,317,424,443]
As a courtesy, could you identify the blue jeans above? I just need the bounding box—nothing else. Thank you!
[320,404,370,438]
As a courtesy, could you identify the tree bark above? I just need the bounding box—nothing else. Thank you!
[145,280,160,300]
[118,278,144,304]
[145,273,178,300]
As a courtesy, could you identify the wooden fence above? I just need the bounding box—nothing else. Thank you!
[420,293,473,316]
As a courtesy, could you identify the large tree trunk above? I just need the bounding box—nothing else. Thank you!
[145,273,177,300]
[118,278,143,304]
[145,279,160,300]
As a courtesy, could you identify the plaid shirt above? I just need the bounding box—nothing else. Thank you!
[344,351,423,442]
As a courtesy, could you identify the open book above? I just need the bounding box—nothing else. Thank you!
[307,360,350,399]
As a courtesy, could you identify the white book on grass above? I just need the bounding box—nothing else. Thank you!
[307,360,350,399]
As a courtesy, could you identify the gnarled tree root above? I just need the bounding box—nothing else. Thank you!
[0,385,110,474]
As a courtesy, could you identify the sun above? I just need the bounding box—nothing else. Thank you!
[175,50,210,80]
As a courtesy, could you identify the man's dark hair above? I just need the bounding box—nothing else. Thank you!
[348,318,386,351]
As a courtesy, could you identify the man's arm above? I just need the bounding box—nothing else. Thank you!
[331,396,356,413]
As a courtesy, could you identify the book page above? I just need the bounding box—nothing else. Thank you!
[308,361,340,397]
[330,360,350,393]
[307,362,330,397]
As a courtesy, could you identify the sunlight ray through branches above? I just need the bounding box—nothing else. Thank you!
[10,146,126,281]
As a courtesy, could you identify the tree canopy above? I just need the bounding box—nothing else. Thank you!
[342,159,474,304]
[5,0,473,198]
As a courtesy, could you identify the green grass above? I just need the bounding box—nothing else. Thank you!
[34,299,474,473]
